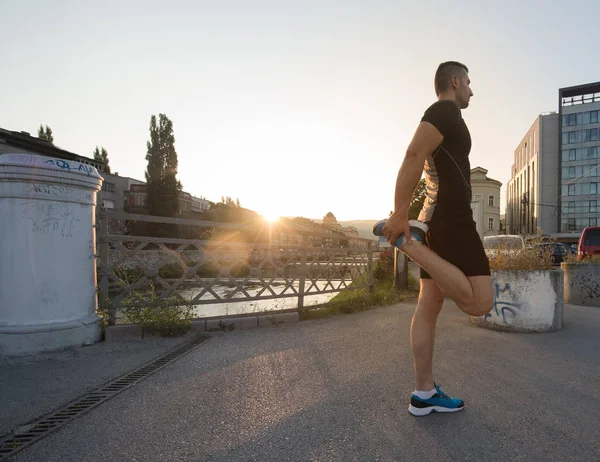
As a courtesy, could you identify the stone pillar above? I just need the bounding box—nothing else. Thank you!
[0,153,104,355]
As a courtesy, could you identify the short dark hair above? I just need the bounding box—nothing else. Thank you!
[434,61,469,96]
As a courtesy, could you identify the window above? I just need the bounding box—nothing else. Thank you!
[568,218,576,231]
[577,130,584,143]
[569,131,577,144]
[591,218,598,227]
[488,217,494,230]
[569,184,576,196]
[569,114,577,126]
[101,182,115,192]
[593,165,599,177]
[102,199,115,209]
[488,195,494,206]
[592,183,598,195]
[591,129,598,142]
[577,113,584,125]
[568,201,575,213]
[569,166,576,178]
[569,149,576,161]
[591,200,597,213]
[591,111,599,124]
[589,147,598,159]
[584,112,591,124]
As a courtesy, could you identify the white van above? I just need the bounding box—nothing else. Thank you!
[482,235,525,257]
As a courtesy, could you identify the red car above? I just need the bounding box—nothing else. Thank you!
[577,226,600,260]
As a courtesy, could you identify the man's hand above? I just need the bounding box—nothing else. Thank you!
[383,212,411,246]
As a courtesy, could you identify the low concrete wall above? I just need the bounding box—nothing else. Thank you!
[561,262,600,307]
[104,312,299,341]
[471,270,563,332]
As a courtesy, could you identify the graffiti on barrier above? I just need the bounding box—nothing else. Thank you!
[484,282,523,324]
[581,279,600,301]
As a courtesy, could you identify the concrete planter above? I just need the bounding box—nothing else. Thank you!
[471,270,563,332]
[561,262,600,307]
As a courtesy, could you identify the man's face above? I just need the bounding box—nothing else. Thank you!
[456,73,473,109]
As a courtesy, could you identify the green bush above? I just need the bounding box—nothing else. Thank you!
[121,282,195,338]
[373,255,394,281]
[158,263,185,279]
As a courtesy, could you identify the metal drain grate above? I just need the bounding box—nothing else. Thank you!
[0,335,209,460]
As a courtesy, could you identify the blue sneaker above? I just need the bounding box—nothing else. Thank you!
[372,219,428,248]
[408,383,464,416]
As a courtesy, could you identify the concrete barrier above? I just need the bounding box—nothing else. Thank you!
[471,270,563,332]
[561,262,600,307]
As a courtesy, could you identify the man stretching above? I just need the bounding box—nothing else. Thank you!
[374,61,493,416]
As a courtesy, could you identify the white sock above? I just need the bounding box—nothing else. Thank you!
[414,388,436,399]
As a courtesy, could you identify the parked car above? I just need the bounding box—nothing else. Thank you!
[577,226,600,260]
[532,242,576,265]
[482,235,525,258]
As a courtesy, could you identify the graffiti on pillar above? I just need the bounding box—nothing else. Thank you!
[44,159,98,177]
[27,183,74,196]
[23,202,81,238]
[484,282,522,324]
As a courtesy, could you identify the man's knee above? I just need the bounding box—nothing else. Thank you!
[461,293,493,317]
[418,280,445,305]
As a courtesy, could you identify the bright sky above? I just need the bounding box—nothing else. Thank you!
[2,0,600,221]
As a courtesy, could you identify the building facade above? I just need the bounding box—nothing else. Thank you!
[98,172,145,212]
[506,113,559,236]
[470,167,502,238]
[558,82,600,235]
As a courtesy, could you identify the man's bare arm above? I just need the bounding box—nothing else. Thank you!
[393,121,444,215]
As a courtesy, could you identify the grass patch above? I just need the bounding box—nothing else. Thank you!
[487,240,555,271]
[299,270,419,321]
[562,253,600,264]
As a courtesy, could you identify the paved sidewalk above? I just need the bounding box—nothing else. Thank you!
[0,333,195,438]
[3,300,600,461]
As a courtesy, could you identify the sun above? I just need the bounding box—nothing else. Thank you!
[261,211,280,223]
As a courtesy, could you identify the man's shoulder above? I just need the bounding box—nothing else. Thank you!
[424,100,461,114]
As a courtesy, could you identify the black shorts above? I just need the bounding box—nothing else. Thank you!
[420,219,491,279]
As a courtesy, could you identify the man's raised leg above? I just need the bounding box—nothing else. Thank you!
[401,240,493,317]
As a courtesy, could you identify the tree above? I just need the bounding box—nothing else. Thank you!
[93,146,111,173]
[408,178,427,220]
[220,196,241,208]
[145,114,182,235]
[38,124,54,143]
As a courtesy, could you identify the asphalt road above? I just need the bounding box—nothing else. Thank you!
[10,300,600,461]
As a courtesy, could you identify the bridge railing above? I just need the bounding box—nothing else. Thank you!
[97,211,379,325]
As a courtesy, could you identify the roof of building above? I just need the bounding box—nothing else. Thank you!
[0,127,103,168]
[559,81,600,98]
[471,166,488,174]
[470,166,502,186]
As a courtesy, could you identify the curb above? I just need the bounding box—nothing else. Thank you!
[104,312,299,342]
